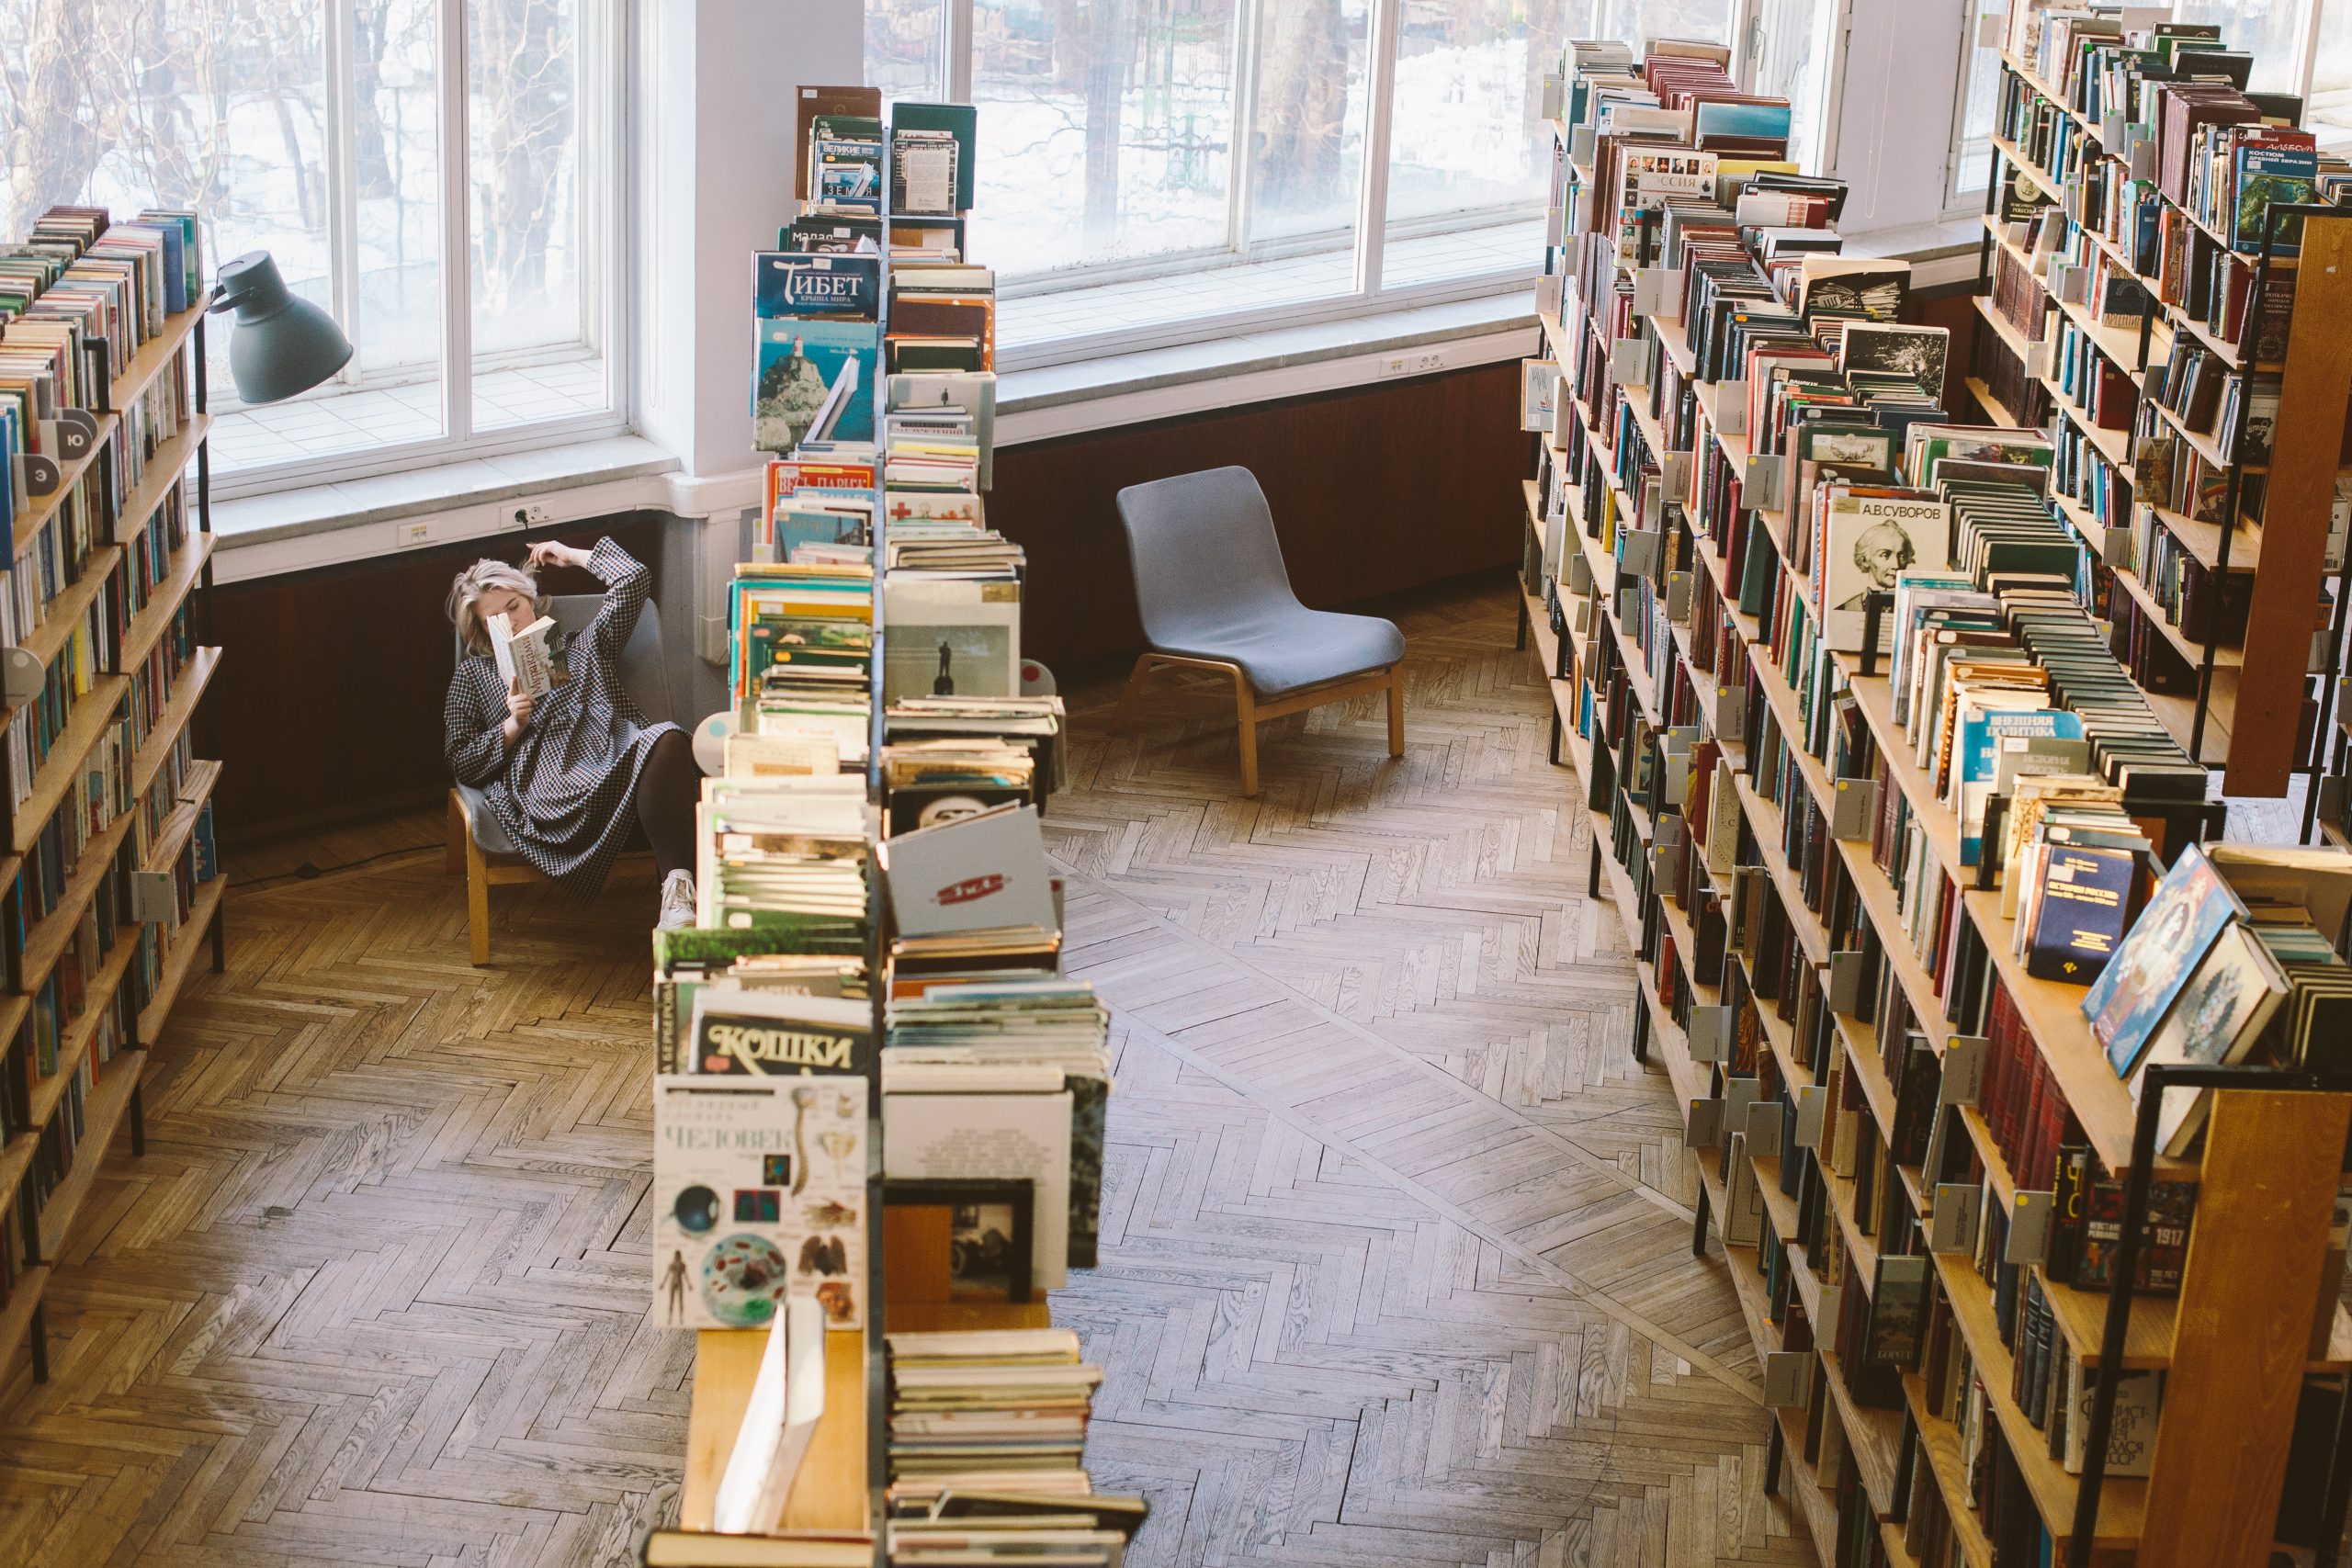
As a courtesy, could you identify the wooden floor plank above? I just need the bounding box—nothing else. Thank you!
[0,572,1812,1568]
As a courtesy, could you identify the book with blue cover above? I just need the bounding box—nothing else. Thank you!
[753,321,877,453]
[752,253,880,453]
[754,252,879,321]
[2026,843,2136,985]
[2233,142,2319,254]
[2086,844,2248,1077]
[1959,708,2085,865]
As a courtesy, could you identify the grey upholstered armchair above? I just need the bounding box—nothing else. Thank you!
[1114,466,1406,795]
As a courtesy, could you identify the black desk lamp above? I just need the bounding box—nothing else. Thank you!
[206,252,355,403]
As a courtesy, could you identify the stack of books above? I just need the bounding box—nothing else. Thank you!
[730,561,876,762]
[763,450,878,567]
[885,262,994,375]
[886,370,995,494]
[880,556,1022,710]
[652,940,867,1075]
[876,799,1060,972]
[885,694,1067,805]
[883,1325,1142,1565]
[695,774,873,942]
[884,977,1113,1273]
[883,1327,1101,1483]
[879,736,1036,836]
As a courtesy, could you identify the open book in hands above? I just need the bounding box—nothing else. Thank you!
[488,609,557,699]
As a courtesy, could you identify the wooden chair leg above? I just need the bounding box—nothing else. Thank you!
[464,830,492,966]
[445,790,467,875]
[1110,654,1158,731]
[1233,673,1260,797]
[1386,667,1405,759]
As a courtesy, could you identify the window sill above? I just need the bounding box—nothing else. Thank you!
[208,229,1986,582]
[996,288,1539,446]
[210,435,681,583]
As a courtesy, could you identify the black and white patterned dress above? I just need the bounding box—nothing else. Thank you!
[444,537,679,897]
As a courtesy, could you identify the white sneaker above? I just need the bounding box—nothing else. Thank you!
[657,870,697,930]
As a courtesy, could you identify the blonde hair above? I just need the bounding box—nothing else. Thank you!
[447,558,546,655]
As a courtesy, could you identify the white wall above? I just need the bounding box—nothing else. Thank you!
[634,0,865,480]
[632,0,863,668]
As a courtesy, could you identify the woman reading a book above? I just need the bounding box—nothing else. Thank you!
[445,538,701,929]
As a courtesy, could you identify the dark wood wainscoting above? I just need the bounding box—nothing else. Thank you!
[208,514,667,839]
[990,360,1532,671]
[207,363,1532,840]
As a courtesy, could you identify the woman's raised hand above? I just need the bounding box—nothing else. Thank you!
[525,539,593,570]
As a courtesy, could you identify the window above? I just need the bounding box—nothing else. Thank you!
[2318,0,2352,151]
[2166,0,2312,92]
[1948,0,2006,205]
[1570,0,1737,59]
[876,1,1744,367]
[1381,4,1570,290]
[0,0,621,494]
[1750,0,1843,178]
[967,0,1248,281]
[1960,1,2352,194]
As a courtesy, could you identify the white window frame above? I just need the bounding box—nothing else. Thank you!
[899,0,1779,373]
[1948,0,2343,208]
[213,0,631,501]
[1942,0,2001,216]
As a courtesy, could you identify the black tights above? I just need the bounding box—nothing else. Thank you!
[635,728,701,881]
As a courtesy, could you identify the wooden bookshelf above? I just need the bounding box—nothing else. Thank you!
[117,532,216,672]
[8,673,132,855]
[1527,62,2352,1551]
[17,809,141,999]
[680,1326,871,1535]
[137,875,224,1045]
[31,1051,144,1261]
[1,258,224,1393]
[1980,62,2352,795]
[130,648,222,803]
[1901,1372,1998,1568]
[12,547,123,671]
[9,305,206,559]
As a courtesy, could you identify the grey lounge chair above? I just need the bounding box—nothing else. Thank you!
[1114,466,1406,795]
[446,592,675,964]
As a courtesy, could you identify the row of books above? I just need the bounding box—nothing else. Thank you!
[1969,88,2348,667]
[1538,34,2352,1557]
[754,89,995,464]
[1986,19,2340,458]
[646,110,1128,1560]
[802,100,975,223]
[4,1044,88,1269]
[0,207,198,663]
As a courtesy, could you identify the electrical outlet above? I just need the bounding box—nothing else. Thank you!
[513,502,551,525]
[1378,354,1411,378]
[399,521,432,547]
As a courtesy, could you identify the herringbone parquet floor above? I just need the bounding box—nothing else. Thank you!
[0,571,1812,1568]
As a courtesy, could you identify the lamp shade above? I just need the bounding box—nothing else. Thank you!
[208,251,354,404]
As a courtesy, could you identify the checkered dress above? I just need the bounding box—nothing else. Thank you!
[444,537,679,897]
